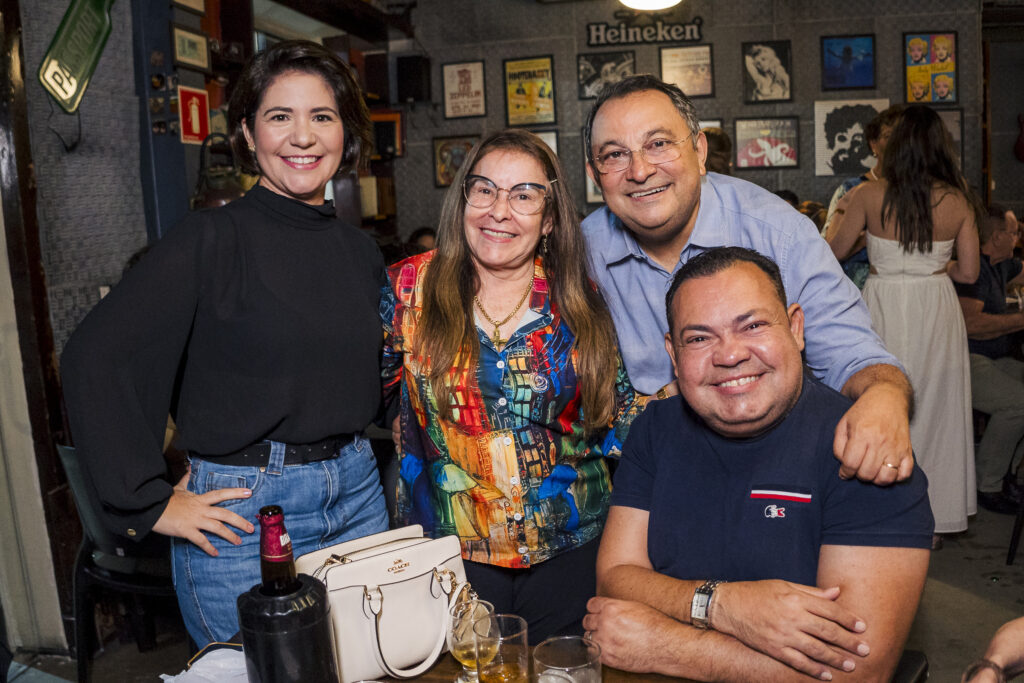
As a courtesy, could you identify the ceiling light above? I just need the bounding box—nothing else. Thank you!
[619,0,682,9]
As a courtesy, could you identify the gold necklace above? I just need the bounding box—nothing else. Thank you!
[474,279,534,348]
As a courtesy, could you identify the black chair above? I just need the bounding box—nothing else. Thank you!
[56,445,180,683]
[892,649,928,683]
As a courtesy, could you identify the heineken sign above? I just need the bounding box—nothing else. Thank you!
[587,17,703,46]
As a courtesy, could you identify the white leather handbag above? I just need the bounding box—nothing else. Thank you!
[295,525,468,683]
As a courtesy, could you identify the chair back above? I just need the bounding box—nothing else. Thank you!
[56,444,166,575]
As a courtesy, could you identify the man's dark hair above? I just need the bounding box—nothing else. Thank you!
[583,74,700,176]
[774,189,799,207]
[865,105,905,144]
[824,104,877,146]
[979,204,1012,245]
[665,247,788,333]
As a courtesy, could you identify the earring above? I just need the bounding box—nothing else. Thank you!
[540,235,549,256]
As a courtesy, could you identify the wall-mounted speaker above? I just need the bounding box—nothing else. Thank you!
[396,55,431,103]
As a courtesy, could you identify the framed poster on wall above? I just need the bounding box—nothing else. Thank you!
[172,25,211,73]
[813,98,888,176]
[442,61,486,119]
[936,108,963,168]
[581,128,602,204]
[821,35,875,90]
[904,32,957,104]
[660,44,714,98]
[433,135,479,187]
[742,41,791,103]
[504,56,556,126]
[734,117,799,168]
[535,130,558,154]
[577,51,635,99]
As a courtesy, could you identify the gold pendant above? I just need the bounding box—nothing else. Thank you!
[492,326,505,348]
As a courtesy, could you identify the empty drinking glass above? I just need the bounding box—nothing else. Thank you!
[532,635,601,683]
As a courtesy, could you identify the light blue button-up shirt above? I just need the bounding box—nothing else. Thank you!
[582,172,900,396]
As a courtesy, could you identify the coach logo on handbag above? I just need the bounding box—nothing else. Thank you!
[387,558,410,574]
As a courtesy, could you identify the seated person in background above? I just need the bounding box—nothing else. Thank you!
[963,615,1024,683]
[798,200,827,232]
[406,225,437,251]
[774,188,799,208]
[702,126,733,175]
[584,247,933,682]
[955,205,1024,514]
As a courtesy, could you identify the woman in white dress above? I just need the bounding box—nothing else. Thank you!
[828,104,981,544]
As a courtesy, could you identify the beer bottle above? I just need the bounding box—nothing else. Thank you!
[258,505,300,596]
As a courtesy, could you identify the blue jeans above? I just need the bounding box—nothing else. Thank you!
[172,435,388,647]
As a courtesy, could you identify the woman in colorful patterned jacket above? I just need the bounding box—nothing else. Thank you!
[381,129,646,643]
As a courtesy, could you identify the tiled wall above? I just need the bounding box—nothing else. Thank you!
[393,0,983,237]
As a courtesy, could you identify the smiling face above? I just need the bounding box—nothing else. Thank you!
[242,70,344,205]
[463,149,553,277]
[588,90,707,253]
[665,261,805,438]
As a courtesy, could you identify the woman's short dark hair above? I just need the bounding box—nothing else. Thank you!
[228,40,372,176]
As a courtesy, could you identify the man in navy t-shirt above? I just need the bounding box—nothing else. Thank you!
[955,206,1024,514]
[583,247,933,682]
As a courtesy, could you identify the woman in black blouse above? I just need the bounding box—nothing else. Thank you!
[61,40,389,647]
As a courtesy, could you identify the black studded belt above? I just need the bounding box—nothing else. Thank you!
[193,434,355,467]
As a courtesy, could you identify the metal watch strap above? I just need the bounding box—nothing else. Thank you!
[691,579,726,629]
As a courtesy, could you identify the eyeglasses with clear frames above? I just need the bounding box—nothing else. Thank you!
[592,133,693,174]
[464,175,556,216]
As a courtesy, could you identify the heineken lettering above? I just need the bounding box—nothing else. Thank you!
[587,18,702,46]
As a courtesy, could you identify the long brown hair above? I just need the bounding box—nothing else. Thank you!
[418,129,620,432]
[880,104,981,252]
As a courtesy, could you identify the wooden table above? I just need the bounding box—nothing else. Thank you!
[387,652,694,681]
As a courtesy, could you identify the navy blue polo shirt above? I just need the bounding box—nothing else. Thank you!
[954,254,1024,359]
[610,376,934,586]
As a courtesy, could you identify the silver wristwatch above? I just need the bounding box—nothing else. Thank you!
[690,579,726,629]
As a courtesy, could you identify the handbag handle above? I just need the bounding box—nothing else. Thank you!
[367,568,467,679]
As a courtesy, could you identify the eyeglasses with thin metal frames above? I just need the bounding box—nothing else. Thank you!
[463,175,557,216]
[592,132,694,174]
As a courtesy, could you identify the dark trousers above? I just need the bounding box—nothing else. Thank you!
[463,538,599,645]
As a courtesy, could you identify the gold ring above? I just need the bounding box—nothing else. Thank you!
[884,462,899,470]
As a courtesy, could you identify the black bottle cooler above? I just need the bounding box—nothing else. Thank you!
[237,573,338,683]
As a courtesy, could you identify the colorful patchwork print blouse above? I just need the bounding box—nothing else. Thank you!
[381,252,646,569]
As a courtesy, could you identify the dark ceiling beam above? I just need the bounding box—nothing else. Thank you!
[273,0,414,42]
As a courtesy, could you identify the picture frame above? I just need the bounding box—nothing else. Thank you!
[370,110,403,158]
[581,127,603,205]
[442,61,486,119]
[172,0,206,15]
[821,35,875,90]
[433,135,479,187]
[936,107,964,169]
[535,130,558,155]
[504,55,556,127]
[700,119,723,130]
[742,40,792,103]
[577,51,635,99]
[171,25,211,73]
[813,98,888,176]
[903,32,957,104]
[660,44,714,98]
[734,117,799,169]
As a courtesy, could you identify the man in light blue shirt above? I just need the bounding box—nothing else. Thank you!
[582,74,914,485]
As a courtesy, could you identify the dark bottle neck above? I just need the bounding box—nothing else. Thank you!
[258,510,300,596]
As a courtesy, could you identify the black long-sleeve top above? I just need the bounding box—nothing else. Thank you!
[61,186,386,539]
